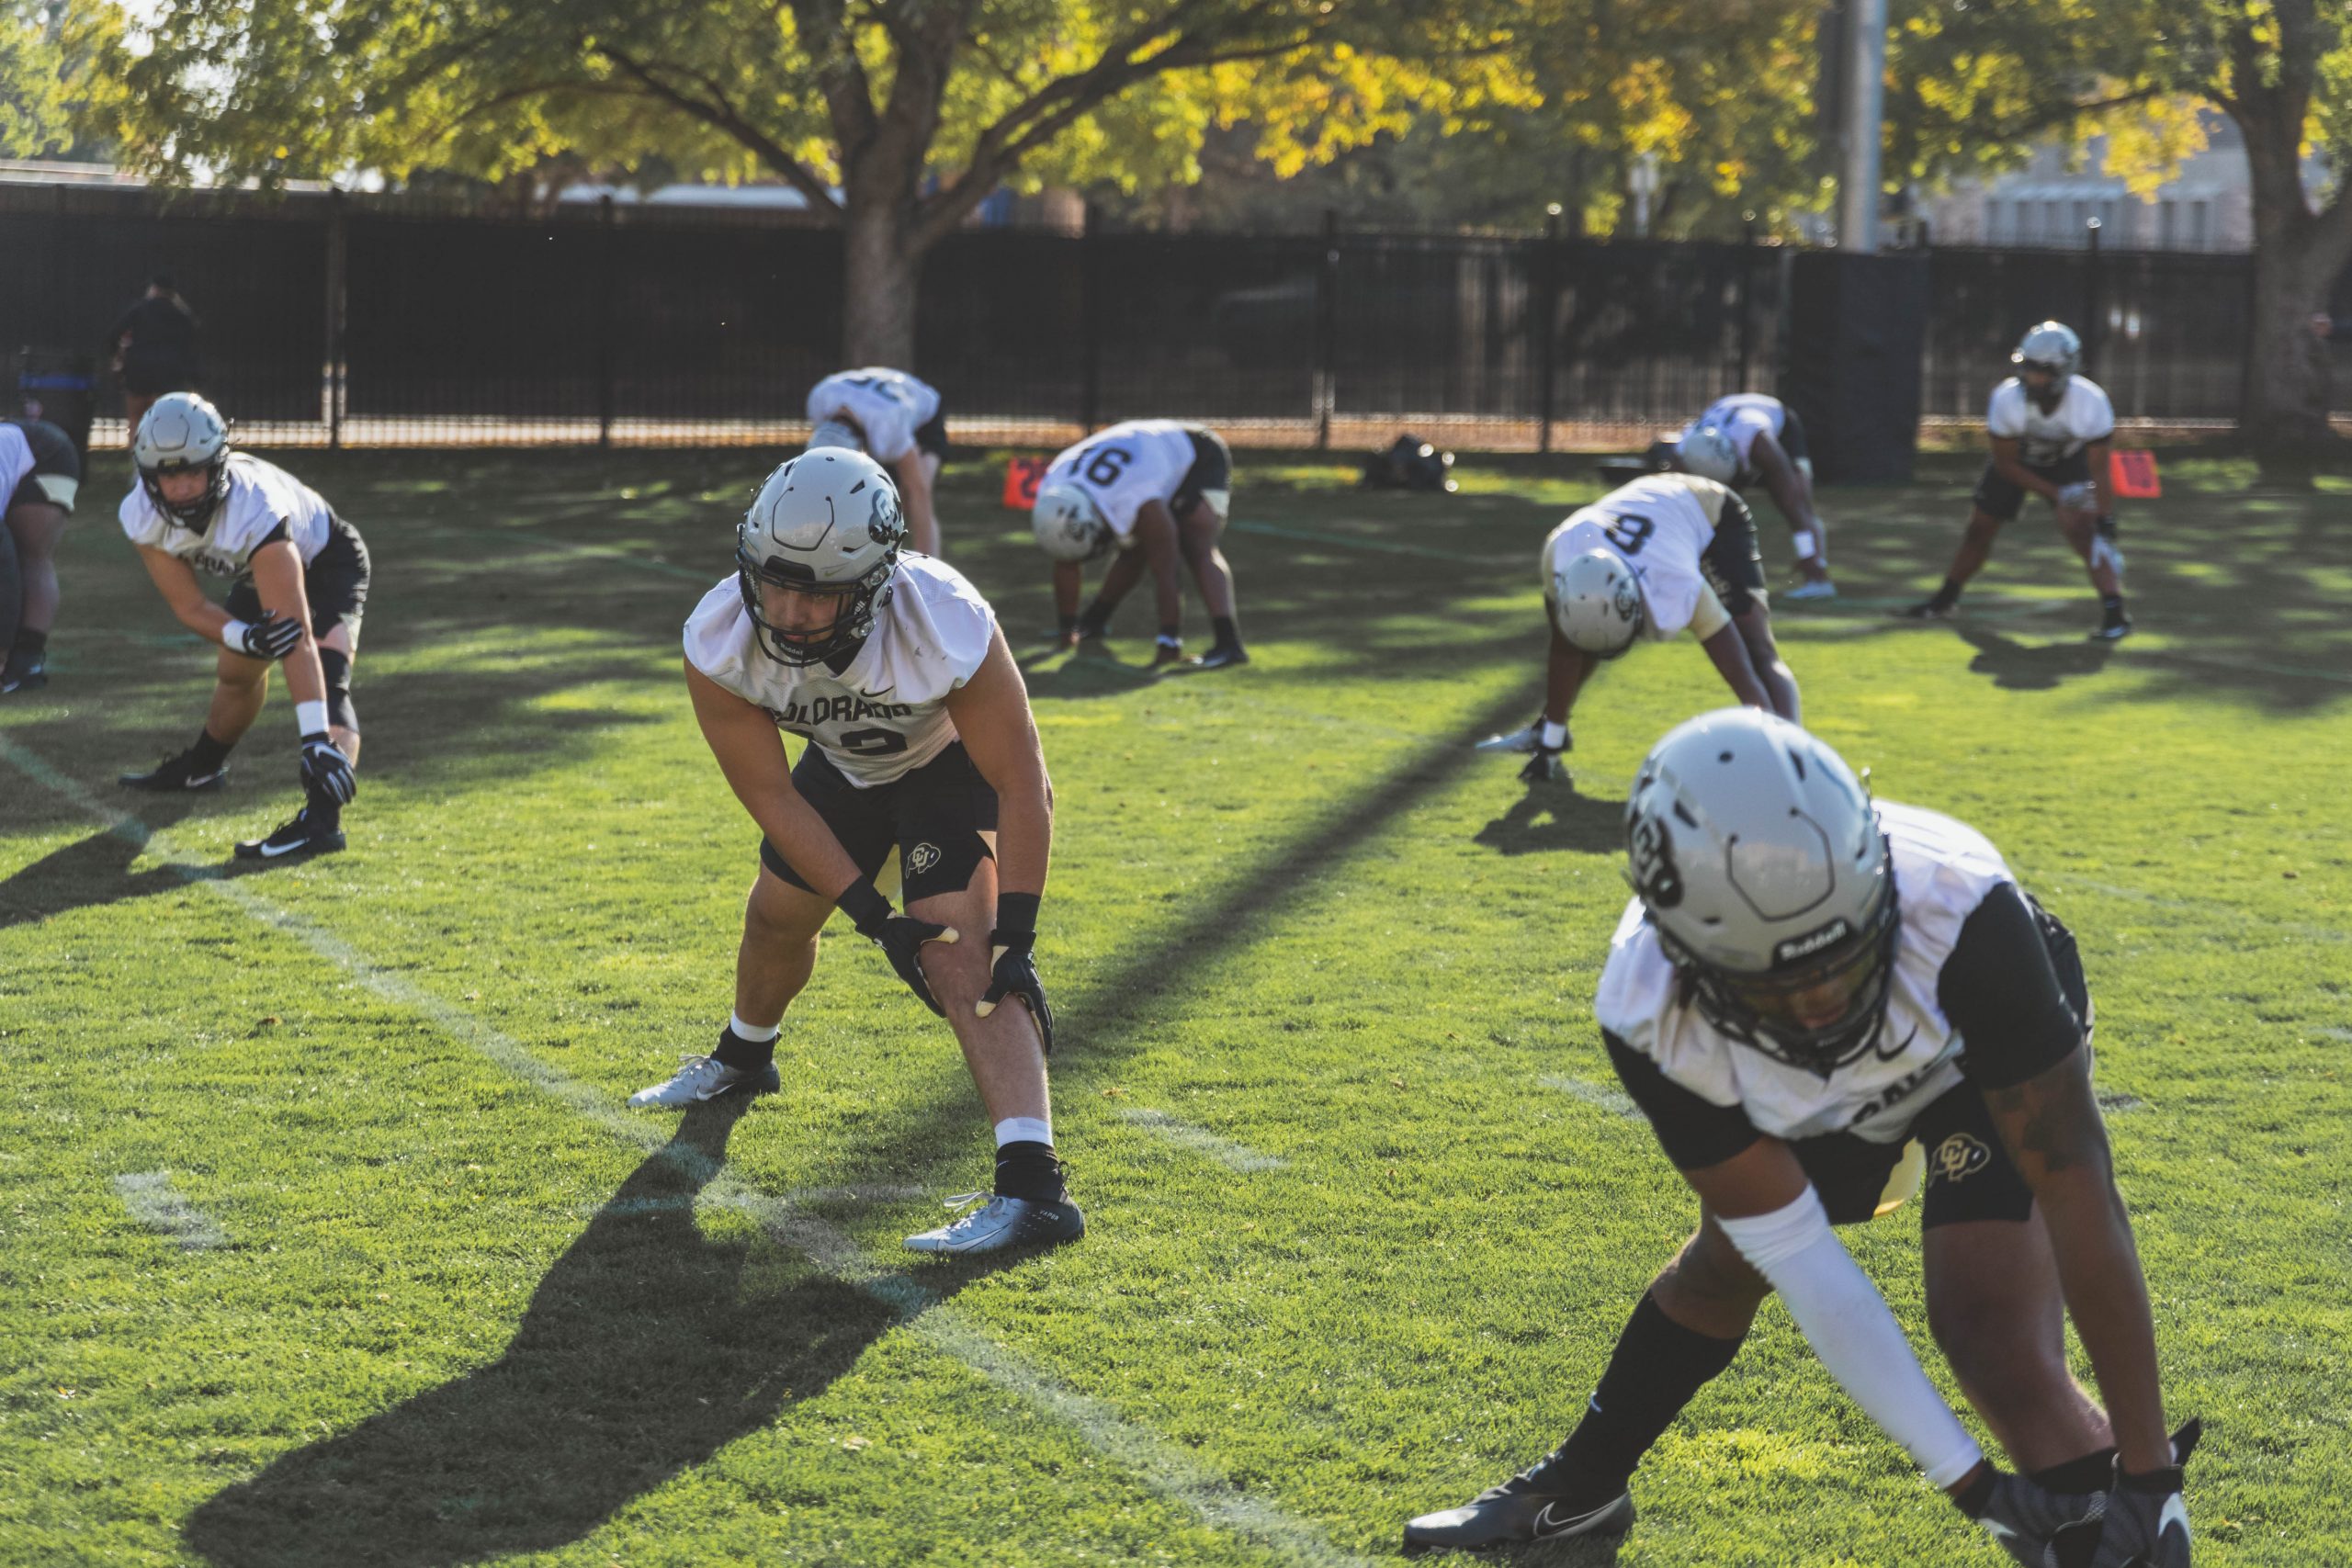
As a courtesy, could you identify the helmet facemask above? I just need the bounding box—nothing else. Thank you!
[1657,851,1903,1078]
[141,457,232,532]
[736,545,891,668]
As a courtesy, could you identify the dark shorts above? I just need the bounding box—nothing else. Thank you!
[6,420,80,516]
[225,513,372,639]
[119,352,199,399]
[1774,408,1809,468]
[1698,502,1766,618]
[1973,450,2091,523]
[1175,427,1234,519]
[759,739,999,904]
[912,397,949,461]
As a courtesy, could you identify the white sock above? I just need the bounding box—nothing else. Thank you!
[994,1115,1054,1148]
[728,1012,780,1043]
[1539,719,1568,749]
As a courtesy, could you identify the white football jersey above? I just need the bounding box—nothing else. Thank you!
[684,554,997,788]
[806,368,943,465]
[1986,376,2115,467]
[1041,420,1199,541]
[0,423,35,500]
[119,453,334,580]
[1597,801,2018,1145]
[1689,393,1787,474]
[1541,473,1732,639]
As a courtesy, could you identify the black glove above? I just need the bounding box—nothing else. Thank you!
[1965,1468,2102,1567]
[300,733,356,804]
[2087,1464,2191,1568]
[1520,742,1567,784]
[836,878,956,1015]
[974,931,1054,1053]
[231,611,303,660]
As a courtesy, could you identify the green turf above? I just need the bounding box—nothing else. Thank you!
[2,446,2345,1566]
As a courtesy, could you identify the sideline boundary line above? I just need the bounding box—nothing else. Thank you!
[0,733,1372,1568]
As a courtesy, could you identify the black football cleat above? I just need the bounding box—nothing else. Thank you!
[234,808,346,862]
[1403,1472,1634,1553]
[120,749,230,792]
[0,650,47,694]
[1893,599,1955,622]
[2087,606,2132,642]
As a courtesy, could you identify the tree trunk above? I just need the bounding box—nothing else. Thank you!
[841,196,922,367]
[2242,236,2336,477]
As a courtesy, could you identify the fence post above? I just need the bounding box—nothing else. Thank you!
[1079,204,1102,432]
[325,190,346,450]
[1736,217,1757,391]
[1314,209,1340,450]
[1536,213,1561,454]
[2082,216,2103,377]
[596,195,616,450]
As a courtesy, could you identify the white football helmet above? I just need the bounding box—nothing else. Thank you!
[134,391,232,530]
[1673,424,1741,485]
[1551,546,1647,658]
[2012,321,2081,383]
[1031,480,1111,561]
[1623,708,1900,1076]
[735,447,905,666]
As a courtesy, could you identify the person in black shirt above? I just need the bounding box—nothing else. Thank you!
[110,275,202,438]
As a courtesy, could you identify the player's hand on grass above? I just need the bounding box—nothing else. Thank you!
[1965,1468,2100,1567]
[2087,1466,2192,1568]
[837,879,957,1015]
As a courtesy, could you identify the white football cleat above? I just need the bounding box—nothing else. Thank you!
[627,1055,780,1109]
[1475,722,1543,755]
[903,1191,1085,1254]
[1784,578,1838,602]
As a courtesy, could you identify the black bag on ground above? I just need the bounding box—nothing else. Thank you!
[1362,434,1457,492]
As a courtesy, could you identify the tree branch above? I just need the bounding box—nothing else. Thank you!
[786,0,881,160]
[599,46,843,213]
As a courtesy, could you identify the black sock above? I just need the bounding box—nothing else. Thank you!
[1526,1293,1746,1495]
[993,1139,1063,1203]
[1077,602,1111,639]
[11,626,46,660]
[1057,615,1079,638]
[1210,615,1240,650]
[1929,580,1962,612]
[2101,594,2125,616]
[302,787,343,833]
[188,728,234,772]
[2030,1447,2117,1495]
[710,1025,776,1074]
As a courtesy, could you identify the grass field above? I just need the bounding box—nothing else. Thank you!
[2,446,2346,1567]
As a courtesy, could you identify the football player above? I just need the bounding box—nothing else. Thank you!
[1475,437,1799,781]
[0,417,82,694]
[1408,709,2196,1566]
[116,393,368,862]
[1900,322,2131,640]
[631,446,1080,1257]
[806,367,948,556]
[1030,418,1248,671]
[1663,394,1837,599]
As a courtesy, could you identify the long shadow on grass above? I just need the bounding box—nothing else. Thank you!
[183,1099,1001,1568]
[1952,623,2117,692]
[0,798,300,931]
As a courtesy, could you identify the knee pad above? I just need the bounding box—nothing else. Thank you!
[317,646,358,734]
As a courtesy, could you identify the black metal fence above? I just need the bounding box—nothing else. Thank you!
[0,180,2288,452]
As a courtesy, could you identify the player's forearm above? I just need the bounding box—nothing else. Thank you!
[994,773,1052,900]
[1993,455,2057,499]
[280,641,327,706]
[1542,622,1581,725]
[173,598,235,641]
[1053,561,1083,623]
[746,788,865,900]
[2036,1169,2172,1470]
[1702,626,1772,710]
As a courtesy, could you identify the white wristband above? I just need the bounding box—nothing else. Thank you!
[223,619,254,655]
[1539,720,1567,749]
[1790,530,1818,562]
[296,700,330,737]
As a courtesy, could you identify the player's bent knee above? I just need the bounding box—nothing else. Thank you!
[316,646,358,735]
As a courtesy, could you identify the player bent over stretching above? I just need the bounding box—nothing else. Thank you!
[632,447,1080,1256]
[806,366,948,557]
[1665,393,1837,599]
[117,393,368,861]
[1476,441,1798,782]
[1409,709,2195,1566]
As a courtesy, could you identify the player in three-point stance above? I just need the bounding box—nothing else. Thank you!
[806,367,948,557]
[631,446,1081,1256]
[1409,709,2196,1565]
[1476,441,1799,782]
[1900,321,2132,640]
[1663,393,1837,600]
[116,393,368,862]
[0,417,82,694]
[1030,417,1249,671]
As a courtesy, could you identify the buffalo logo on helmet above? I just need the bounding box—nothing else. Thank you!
[1611,575,1642,622]
[1628,811,1684,908]
[865,484,903,546]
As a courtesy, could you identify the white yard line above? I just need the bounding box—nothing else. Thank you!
[1116,1108,1290,1173]
[111,1171,227,1250]
[1540,1075,1644,1121]
[0,734,1372,1568]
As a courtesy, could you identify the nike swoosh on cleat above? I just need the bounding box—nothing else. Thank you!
[1531,1500,1618,1538]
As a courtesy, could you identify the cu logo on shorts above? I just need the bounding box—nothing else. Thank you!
[1930,1132,1993,1186]
[907,841,942,876]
